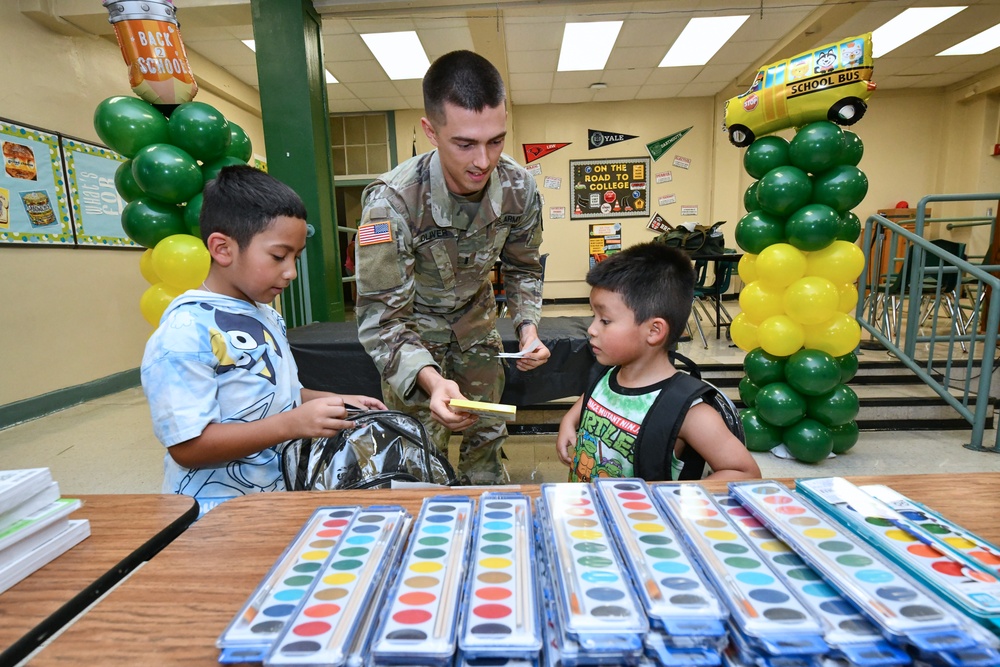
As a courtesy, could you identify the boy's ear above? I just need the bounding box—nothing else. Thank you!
[646,317,670,346]
[205,232,236,267]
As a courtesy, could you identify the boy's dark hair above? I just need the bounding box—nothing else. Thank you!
[200,165,307,248]
[423,50,506,125]
[586,242,695,348]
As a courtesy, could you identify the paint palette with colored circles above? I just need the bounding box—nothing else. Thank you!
[217,505,364,662]
[458,493,542,660]
[717,494,911,667]
[796,478,1000,636]
[729,480,987,658]
[263,506,411,667]
[537,483,648,641]
[652,484,828,660]
[371,495,475,666]
[593,478,726,647]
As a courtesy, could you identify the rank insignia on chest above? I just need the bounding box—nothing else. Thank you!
[358,220,393,246]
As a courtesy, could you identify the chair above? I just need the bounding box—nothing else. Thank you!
[497,253,548,318]
[691,251,735,340]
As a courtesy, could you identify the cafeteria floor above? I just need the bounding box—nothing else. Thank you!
[2,303,999,495]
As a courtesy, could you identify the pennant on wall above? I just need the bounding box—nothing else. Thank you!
[588,129,638,150]
[646,126,692,161]
[523,143,571,164]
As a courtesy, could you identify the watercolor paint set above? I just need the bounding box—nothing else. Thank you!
[370,495,475,666]
[715,493,910,667]
[729,480,997,665]
[458,492,542,661]
[652,483,828,662]
[261,505,410,667]
[592,478,727,650]
[796,477,1000,637]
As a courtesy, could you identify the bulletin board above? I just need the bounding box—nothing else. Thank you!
[62,138,134,247]
[0,120,73,245]
[569,156,650,220]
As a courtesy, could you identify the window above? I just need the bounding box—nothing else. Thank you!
[329,113,390,177]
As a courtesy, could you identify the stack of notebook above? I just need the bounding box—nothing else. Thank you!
[0,468,90,594]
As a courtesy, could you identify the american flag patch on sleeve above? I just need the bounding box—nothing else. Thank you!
[358,221,393,246]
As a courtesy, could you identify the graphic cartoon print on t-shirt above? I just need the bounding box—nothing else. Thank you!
[207,304,283,385]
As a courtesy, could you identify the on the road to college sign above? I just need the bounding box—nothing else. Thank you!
[569,156,650,220]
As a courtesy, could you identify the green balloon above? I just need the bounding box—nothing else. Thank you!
[830,420,860,454]
[225,122,253,162]
[743,136,790,179]
[836,352,859,383]
[202,155,248,184]
[783,418,834,463]
[167,101,231,163]
[756,166,812,218]
[739,376,760,407]
[744,347,787,386]
[744,181,759,212]
[837,211,861,243]
[785,349,841,396]
[114,160,143,202]
[93,96,169,158]
[131,144,204,205]
[811,165,868,213]
[807,384,860,426]
[183,192,203,238]
[785,203,841,251]
[741,408,783,452]
[735,210,784,255]
[789,122,845,175]
[755,382,807,427]
[841,131,864,166]
[121,197,186,248]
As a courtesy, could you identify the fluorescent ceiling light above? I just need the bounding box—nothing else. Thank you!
[325,70,338,84]
[557,21,623,72]
[872,6,966,58]
[938,22,1000,55]
[244,39,338,83]
[660,15,749,67]
[361,31,430,80]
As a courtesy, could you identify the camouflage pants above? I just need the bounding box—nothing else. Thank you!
[381,330,507,485]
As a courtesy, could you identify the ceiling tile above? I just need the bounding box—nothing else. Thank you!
[678,81,728,97]
[507,49,559,74]
[616,18,684,48]
[692,64,745,84]
[331,60,390,84]
[323,34,370,61]
[601,68,653,86]
[595,85,642,102]
[330,97,372,113]
[345,81,401,97]
[553,71,605,89]
[550,89,597,104]
[606,46,664,70]
[418,27,475,55]
[635,83,686,99]
[392,80,424,97]
[510,72,554,91]
[645,66,700,85]
[365,97,410,111]
[511,90,552,105]
[503,21,566,51]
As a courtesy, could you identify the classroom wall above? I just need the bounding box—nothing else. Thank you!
[0,5,265,406]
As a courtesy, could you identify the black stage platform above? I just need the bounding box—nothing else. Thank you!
[288,316,596,405]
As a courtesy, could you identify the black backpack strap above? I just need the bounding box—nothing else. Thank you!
[633,373,715,481]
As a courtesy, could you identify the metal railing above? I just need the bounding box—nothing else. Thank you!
[858,193,1000,452]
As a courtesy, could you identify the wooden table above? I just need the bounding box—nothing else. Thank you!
[0,493,198,665]
[26,473,1000,666]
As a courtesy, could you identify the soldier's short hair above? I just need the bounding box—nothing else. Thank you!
[200,165,307,249]
[423,50,506,125]
[586,242,695,349]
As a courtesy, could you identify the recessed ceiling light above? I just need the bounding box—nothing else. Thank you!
[361,31,431,80]
[872,6,966,58]
[589,82,608,90]
[244,39,338,83]
[938,22,1000,55]
[660,16,749,67]
[557,21,623,72]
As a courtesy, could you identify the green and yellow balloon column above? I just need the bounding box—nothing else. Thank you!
[731,123,867,462]
[93,96,254,327]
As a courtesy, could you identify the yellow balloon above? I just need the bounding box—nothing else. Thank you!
[739,279,785,324]
[140,282,183,326]
[803,312,862,357]
[837,282,859,313]
[152,234,210,290]
[806,240,865,284]
[757,315,805,357]
[782,276,839,325]
[730,313,760,352]
[738,253,758,284]
[139,248,160,285]
[756,243,807,288]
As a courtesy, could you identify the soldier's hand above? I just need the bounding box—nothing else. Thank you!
[428,379,479,431]
[515,324,551,372]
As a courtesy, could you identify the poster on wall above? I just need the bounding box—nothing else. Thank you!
[570,156,649,220]
[62,138,134,247]
[0,119,73,245]
[588,222,621,268]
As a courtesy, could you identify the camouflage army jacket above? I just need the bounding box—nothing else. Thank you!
[355,150,544,399]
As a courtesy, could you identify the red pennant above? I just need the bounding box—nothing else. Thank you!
[523,143,571,164]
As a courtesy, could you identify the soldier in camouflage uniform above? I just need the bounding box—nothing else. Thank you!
[354,50,550,485]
